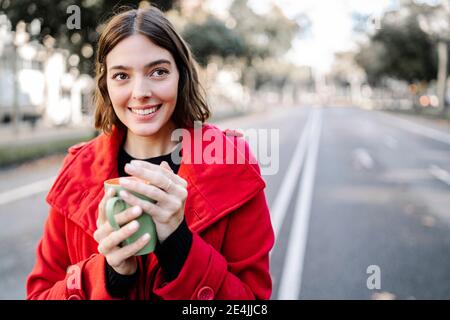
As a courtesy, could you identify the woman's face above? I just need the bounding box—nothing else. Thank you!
[106,33,179,137]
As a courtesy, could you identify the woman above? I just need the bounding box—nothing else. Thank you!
[27,6,274,300]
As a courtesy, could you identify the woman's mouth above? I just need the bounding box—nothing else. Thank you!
[127,104,162,120]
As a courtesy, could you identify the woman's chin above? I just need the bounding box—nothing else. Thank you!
[127,124,161,137]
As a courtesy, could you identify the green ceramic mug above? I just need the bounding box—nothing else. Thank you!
[104,177,157,255]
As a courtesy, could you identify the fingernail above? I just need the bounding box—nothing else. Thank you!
[132,206,141,214]
[128,220,139,231]
[119,190,128,197]
[141,233,150,241]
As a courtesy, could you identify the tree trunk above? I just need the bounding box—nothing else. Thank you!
[12,43,19,134]
[437,41,448,116]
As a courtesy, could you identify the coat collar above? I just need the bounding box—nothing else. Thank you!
[47,124,265,237]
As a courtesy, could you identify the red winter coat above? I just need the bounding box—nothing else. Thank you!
[26,123,274,300]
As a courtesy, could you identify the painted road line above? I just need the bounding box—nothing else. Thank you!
[270,111,313,239]
[352,148,374,170]
[384,135,398,149]
[277,108,323,299]
[0,176,55,206]
[378,112,450,146]
[429,165,450,187]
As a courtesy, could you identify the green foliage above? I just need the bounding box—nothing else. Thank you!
[229,0,299,61]
[355,1,449,85]
[182,16,245,66]
[0,0,300,93]
[0,0,176,75]
[356,16,436,85]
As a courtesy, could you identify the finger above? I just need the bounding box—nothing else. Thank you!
[120,176,187,206]
[123,164,172,192]
[107,233,151,266]
[126,160,187,188]
[97,188,116,226]
[119,189,162,217]
[120,171,186,199]
[94,206,142,242]
[97,220,140,254]
[119,178,167,203]
[160,161,173,173]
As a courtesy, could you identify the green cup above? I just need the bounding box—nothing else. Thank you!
[104,177,157,255]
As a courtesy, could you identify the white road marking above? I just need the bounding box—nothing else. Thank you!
[429,165,450,187]
[384,135,398,149]
[0,176,55,206]
[277,108,322,300]
[352,148,374,170]
[378,112,450,146]
[270,111,313,239]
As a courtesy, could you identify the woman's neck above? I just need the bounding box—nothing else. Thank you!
[123,122,179,159]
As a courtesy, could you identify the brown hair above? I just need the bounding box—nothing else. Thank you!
[93,6,210,134]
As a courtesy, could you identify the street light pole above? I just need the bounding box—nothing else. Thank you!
[12,22,29,134]
[437,41,448,115]
[11,39,19,134]
[418,1,450,115]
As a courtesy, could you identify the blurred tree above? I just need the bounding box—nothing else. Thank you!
[355,0,450,113]
[0,0,177,75]
[228,0,299,93]
[417,0,450,114]
[179,0,300,99]
[182,16,245,66]
[229,0,298,61]
[355,10,436,86]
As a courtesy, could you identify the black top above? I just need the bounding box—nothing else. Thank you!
[105,142,193,298]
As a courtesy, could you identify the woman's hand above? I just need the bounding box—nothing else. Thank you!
[118,160,188,243]
[94,188,151,275]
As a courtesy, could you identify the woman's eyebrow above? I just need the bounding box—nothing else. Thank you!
[109,59,171,71]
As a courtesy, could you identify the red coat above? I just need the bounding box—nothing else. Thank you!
[27,123,274,300]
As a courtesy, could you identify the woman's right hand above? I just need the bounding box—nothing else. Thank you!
[94,188,151,275]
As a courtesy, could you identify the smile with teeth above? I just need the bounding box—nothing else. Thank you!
[129,104,162,115]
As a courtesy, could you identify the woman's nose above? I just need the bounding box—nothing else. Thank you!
[132,77,152,100]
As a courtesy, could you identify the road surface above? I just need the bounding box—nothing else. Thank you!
[1,106,449,299]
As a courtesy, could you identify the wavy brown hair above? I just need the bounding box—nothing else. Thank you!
[93,6,210,134]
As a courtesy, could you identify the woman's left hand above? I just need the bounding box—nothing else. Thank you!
[118,160,188,243]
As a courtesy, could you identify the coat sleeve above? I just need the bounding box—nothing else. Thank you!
[26,207,118,300]
[152,189,275,300]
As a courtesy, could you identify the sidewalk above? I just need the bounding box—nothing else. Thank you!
[0,121,95,147]
[0,120,97,168]
[384,109,450,131]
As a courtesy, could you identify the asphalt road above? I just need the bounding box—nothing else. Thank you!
[1,106,449,299]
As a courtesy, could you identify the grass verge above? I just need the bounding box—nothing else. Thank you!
[0,133,96,169]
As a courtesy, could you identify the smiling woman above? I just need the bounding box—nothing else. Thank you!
[106,33,180,158]
[26,6,274,301]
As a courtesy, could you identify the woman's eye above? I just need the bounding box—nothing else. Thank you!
[151,69,169,77]
[112,73,128,81]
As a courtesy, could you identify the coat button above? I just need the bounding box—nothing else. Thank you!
[197,286,214,300]
[67,294,81,300]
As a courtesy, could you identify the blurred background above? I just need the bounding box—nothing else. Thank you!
[0,0,449,299]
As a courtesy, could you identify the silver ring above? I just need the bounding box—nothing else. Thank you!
[164,179,173,192]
